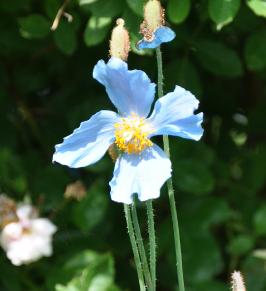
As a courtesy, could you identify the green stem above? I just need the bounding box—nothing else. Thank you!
[131,200,153,290]
[155,47,185,291]
[146,200,156,290]
[124,204,146,291]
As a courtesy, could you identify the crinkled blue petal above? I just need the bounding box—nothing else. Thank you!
[148,86,204,141]
[93,57,156,118]
[53,110,119,168]
[137,26,176,49]
[110,144,171,204]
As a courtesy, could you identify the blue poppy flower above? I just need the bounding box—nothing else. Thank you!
[137,26,176,50]
[53,57,203,204]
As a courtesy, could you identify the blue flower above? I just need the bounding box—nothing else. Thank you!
[137,26,176,50]
[53,57,203,204]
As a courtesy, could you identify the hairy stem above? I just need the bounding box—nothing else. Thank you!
[146,200,156,290]
[124,204,146,291]
[155,47,185,291]
[131,200,153,290]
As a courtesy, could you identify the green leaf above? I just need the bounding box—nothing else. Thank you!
[165,58,202,96]
[253,249,266,260]
[208,0,240,30]
[173,160,215,195]
[182,232,223,283]
[244,29,266,71]
[193,281,227,291]
[79,0,100,5]
[167,0,191,24]
[44,0,60,18]
[195,39,243,77]
[247,0,266,18]
[54,251,116,291]
[0,148,27,193]
[18,14,50,39]
[254,205,266,235]
[243,256,266,290]
[72,180,108,232]
[228,235,255,256]
[81,0,124,18]
[84,16,112,47]
[126,0,145,16]
[53,21,77,55]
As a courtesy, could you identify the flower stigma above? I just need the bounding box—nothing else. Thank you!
[114,115,153,154]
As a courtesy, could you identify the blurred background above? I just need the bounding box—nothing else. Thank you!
[0,0,266,290]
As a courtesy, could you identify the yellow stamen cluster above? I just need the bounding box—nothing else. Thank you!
[114,116,153,154]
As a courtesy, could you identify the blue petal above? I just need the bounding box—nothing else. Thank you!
[148,86,204,141]
[110,145,171,204]
[137,26,176,49]
[93,57,156,118]
[53,110,119,168]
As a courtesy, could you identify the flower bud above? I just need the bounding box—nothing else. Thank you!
[231,271,246,291]
[109,18,130,61]
[64,180,86,201]
[140,0,165,41]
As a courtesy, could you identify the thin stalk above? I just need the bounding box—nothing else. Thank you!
[146,200,156,290]
[131,200,153,290]
[155,47,185,291]
[124,204,146,291]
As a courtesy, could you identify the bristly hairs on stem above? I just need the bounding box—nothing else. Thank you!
[156,46,185,291]
[146,200,156,290]
[231,271,246,291]
[124,205,146,291]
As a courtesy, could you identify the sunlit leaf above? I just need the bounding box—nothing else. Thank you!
[209,0,240,30]
[84,16,112,47]
[126,0,145,16]
[247,0,266,18]
[167,0,191,24]
[18,14,50,39]
[244,28,266,71]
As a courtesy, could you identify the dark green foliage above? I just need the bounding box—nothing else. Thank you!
[0,0,265,290]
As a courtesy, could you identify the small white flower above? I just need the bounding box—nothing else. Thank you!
[0,204,57,266]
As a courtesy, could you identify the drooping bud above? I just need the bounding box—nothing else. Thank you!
[140,0,165,41]
[109,18,130,61]
[231,271,246,291]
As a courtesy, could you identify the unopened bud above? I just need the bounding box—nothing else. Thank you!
[64,181,86,201]
[140,0,165,41]
[231,271,246,291]
[109,18,130,61]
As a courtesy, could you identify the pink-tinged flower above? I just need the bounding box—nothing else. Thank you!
[0,204,57,266]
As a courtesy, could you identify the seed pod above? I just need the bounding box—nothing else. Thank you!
[144,0,165,31]
[109,18,130,61]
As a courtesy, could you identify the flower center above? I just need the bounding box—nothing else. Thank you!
[114,116,153,154]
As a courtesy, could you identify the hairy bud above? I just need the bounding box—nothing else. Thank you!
[231,271,246,291]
